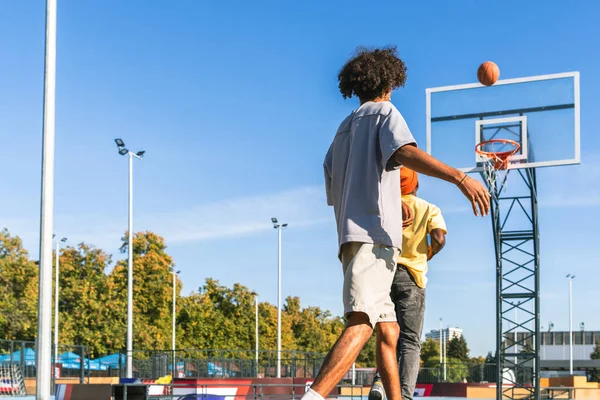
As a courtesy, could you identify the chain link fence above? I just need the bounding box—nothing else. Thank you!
[0,339,89,382]
[119,349,326,379]
[6,340,591,385]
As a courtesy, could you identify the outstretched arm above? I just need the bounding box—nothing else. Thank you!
[427,228,446,260]
[394,145,490,217]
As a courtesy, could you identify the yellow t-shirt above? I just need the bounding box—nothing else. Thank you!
[398,194,447,288]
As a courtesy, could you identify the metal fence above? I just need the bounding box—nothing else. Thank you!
[124,353,503,384]
[0,339,88,382]
[417,363,498,383]
[0,341,509,384]
[7,340,591,385]
[121,349,326,380]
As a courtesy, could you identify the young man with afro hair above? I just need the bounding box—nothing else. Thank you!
[303,47,490,400]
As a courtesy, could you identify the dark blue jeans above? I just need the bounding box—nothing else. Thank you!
[375,265,426,400]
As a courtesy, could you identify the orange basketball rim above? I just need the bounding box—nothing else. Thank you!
[475,139,521,170]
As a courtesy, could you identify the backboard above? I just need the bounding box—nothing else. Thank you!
[426,72,580,173]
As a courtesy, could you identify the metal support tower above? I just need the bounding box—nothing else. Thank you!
[485,168,540,400]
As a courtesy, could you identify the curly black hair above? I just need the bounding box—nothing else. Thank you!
[338,46,407,101]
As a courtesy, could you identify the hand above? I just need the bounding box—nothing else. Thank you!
[402,201,414,228]
[458,175,491,217]
[427,246,433,260]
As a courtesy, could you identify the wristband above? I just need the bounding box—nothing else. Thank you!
[457,174,467,187]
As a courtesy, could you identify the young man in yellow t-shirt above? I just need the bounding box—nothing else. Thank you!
[369,167,447,400]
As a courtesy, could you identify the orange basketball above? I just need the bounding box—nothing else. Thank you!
[477,61,500,86]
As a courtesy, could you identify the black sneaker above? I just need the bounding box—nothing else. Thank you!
[368,378,386,400]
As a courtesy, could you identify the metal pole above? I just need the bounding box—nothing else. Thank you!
[54,240,59,372]
[277,226,282,378]
[443,329,447,382]
[515,303,518,365]
[172,271,176,377]
[126,152,133,378]
[581,324,585,360]
[36,0,57,398]
[569,277,573,375]
[439,318,443,379]
[255,295,259,378]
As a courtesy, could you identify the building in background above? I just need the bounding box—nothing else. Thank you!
[425,327,463,343]
[504,330,599,361]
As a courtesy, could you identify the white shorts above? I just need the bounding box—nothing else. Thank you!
[341,242,399,327]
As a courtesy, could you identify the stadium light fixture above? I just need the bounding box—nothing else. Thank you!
[271,218,288,378]
[114,138,145,378]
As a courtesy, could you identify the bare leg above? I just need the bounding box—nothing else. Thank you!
[309,313,373,397]
[376,321,401,400]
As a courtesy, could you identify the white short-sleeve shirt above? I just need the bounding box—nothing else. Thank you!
[324,101,416,252]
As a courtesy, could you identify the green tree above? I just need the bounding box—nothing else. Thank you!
[109,231,176,352]
[422,356,469,383]
[355,334,376,368]
[591,340,600,360]
[178,278,288,355]
[176,290,217,350]
[285,296,344,354]
[421,338,440,364]
[0,227,380,367]
[0,229,38,341]
[447,336,470,362]
[57,243,116,357]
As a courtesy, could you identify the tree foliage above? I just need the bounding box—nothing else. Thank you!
[0,229,38,341]
[57,243,117,357]
[447,336,470,362]
[0,229,354,362]
[591,340,600,360]
[422,355,469,383]
[421,338,440,364]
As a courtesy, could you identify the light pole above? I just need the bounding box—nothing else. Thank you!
[53,236,66,372]
[115,138,145,378]
[252,292,259,377]
[439,318,443,381]
[171,270,180,377]
[271,218,287,378]
[580,322,585,360]
[443,326,447,381]
[36,1,58,398]
[566,274,575,375]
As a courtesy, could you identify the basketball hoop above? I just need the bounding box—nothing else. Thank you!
[475,139,521,192]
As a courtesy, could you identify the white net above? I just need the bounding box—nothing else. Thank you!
[477,140,519,194]
[482,157,511,193]
[0,364,27,396]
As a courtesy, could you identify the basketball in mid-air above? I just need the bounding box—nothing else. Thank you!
[477,61,500,86]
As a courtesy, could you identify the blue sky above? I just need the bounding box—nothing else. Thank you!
[1,1,599,356]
